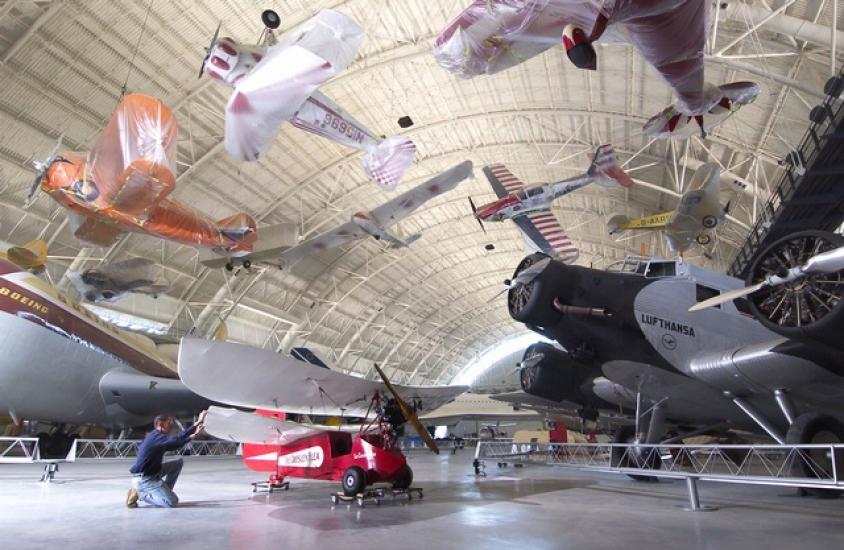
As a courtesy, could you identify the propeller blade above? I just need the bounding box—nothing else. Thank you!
[688,281,767,312]
[803,246,844,274]
[25,134,63,208]
[511,257,551,287]
[372,363,439,455]
[468,196,486,234]
[198,21,222,79]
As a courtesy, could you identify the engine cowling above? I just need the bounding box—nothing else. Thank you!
[745,231,844,351]
[518,342,596,403]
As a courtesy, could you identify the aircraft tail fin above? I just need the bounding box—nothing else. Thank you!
[217,213,257,243]
[361,136,416,192]
[588,144,634,188]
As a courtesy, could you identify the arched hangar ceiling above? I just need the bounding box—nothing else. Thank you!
[0,0,840,384]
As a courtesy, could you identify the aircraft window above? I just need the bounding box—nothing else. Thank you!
[646,262,676,278]
[696,284,720,308]
[733,298,754,317]
[526,187,543,197]
[635,262,647,274]
[515,191,527,200]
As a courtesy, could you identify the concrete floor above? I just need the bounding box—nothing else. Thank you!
[1,451,842,550]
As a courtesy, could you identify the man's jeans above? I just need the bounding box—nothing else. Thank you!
[134,458,183,507]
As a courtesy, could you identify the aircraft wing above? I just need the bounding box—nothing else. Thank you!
[617,212,673,231]
[88,94,178,216]
[278,221,364,268]
[178,338,468,417]
[204,406,357,445]
[370,161,473,227]
[98,370,210,418]
[483,164,526,199]
[512,211,579,264]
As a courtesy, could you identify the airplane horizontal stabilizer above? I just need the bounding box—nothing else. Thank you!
[588,144,634,188]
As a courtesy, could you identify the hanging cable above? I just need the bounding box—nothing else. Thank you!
[120,0,154,97]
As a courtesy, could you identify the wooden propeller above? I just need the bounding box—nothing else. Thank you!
[373,363,439,455]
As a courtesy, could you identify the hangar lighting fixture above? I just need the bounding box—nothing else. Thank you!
[451,331,553,386]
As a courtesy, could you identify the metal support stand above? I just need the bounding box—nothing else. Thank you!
[728,394,786,444]
[682,477,717,512]
[774,389,798,425]
[40,462,60,483]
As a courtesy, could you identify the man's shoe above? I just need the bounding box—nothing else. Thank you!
[126,487,139,508]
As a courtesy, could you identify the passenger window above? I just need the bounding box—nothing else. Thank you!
[646,262,676,278]
[696,284,720,308]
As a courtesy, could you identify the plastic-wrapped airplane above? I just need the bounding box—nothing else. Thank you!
[279,161,473,268]
[434,1,759,139]
[26,94,289,269]
[67,258,171,303]
[607,162,728,254]
[469,145,632,263]
[201,9,415,191]
[0,257,210,455]
[178,338,467,496]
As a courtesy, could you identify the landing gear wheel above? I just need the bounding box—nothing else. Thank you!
[610,425,660,481]
[261,9,281,29]
[701,215,717,229]
[392,465,413,490]
[225,262,234,272]
[746,231,844,346]
[242,260,251,269]
[696,233,712,246]
[786,412,844,498]
[342,466,366,496]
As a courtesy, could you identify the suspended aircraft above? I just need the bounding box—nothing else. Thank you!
[0,257,210,455]
[433,1,759,139]
[279,161,473,268]
[200,9,415,191]
[26,94,290,269]
[0,239,48,274]
[607,163,729,254]
[504,230,844,493]
[178,338,467,496]
[67,257,171,303]
[469,145,632,263]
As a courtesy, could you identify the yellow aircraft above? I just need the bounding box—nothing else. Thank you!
[608,163,728,254]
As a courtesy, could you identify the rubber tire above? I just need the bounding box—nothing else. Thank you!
[786,412,844,498]
[701,215,717,229]
[242,260,251,269]
[610,425,660,482]
[261,9,281,29]
[225,263,234,272]
[696,233,712,246]
[342,466,366,496]
[392,465,413,490]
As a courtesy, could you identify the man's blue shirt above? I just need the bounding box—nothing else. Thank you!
[129,425,197,476]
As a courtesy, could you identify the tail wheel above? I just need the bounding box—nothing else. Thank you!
[261,9,281,29]
[786,413,844,498]
[701,215,718,229]
[342,466,366,496]
[392,465,413,489]
[696,233,712,246]
[747,231,844,331]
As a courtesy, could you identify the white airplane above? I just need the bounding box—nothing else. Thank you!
[607,163,728,254]
[279,161,473,268]
[67,258,172,303]
[201,9,415,191]
[470,145,633,263]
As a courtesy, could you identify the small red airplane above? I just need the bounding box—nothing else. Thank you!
[178,338,467,496]
[469,144,632,263]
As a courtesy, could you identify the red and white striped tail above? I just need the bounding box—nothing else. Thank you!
[361,137,416,191]
[527,212,579,264]
[487,164,526,195]
[588,144,633,188]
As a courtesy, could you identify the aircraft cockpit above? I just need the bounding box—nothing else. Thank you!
[605,256,689,279]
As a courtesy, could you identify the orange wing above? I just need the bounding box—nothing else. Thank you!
[88,94,177,218]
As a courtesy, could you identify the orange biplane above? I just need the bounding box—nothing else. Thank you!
[28,94,260,261]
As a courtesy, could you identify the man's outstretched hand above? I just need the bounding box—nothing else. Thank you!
[197,409,208,424]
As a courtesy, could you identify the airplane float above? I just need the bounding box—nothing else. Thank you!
[503,229,844,494]
[67,257,171,303]
[201,9,416,191]
[279,161,473,268]
[607,162,729,254]
[178,338,467,497]
[433,1,760,139]
[469,144,633,263]
[26,93,290,269]
[0,257,210,456]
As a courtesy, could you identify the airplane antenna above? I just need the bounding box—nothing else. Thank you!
[120,0,154,98]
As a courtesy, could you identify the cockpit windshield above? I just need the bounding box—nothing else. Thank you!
[606,256,678,278]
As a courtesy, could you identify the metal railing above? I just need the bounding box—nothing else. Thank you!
[475,441,843,510]
[0,437,41,463]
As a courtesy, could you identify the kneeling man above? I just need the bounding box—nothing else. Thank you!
[127,411,207,508]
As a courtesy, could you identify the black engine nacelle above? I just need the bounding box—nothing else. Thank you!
[519,342,597,403]
[746,231,844,351]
